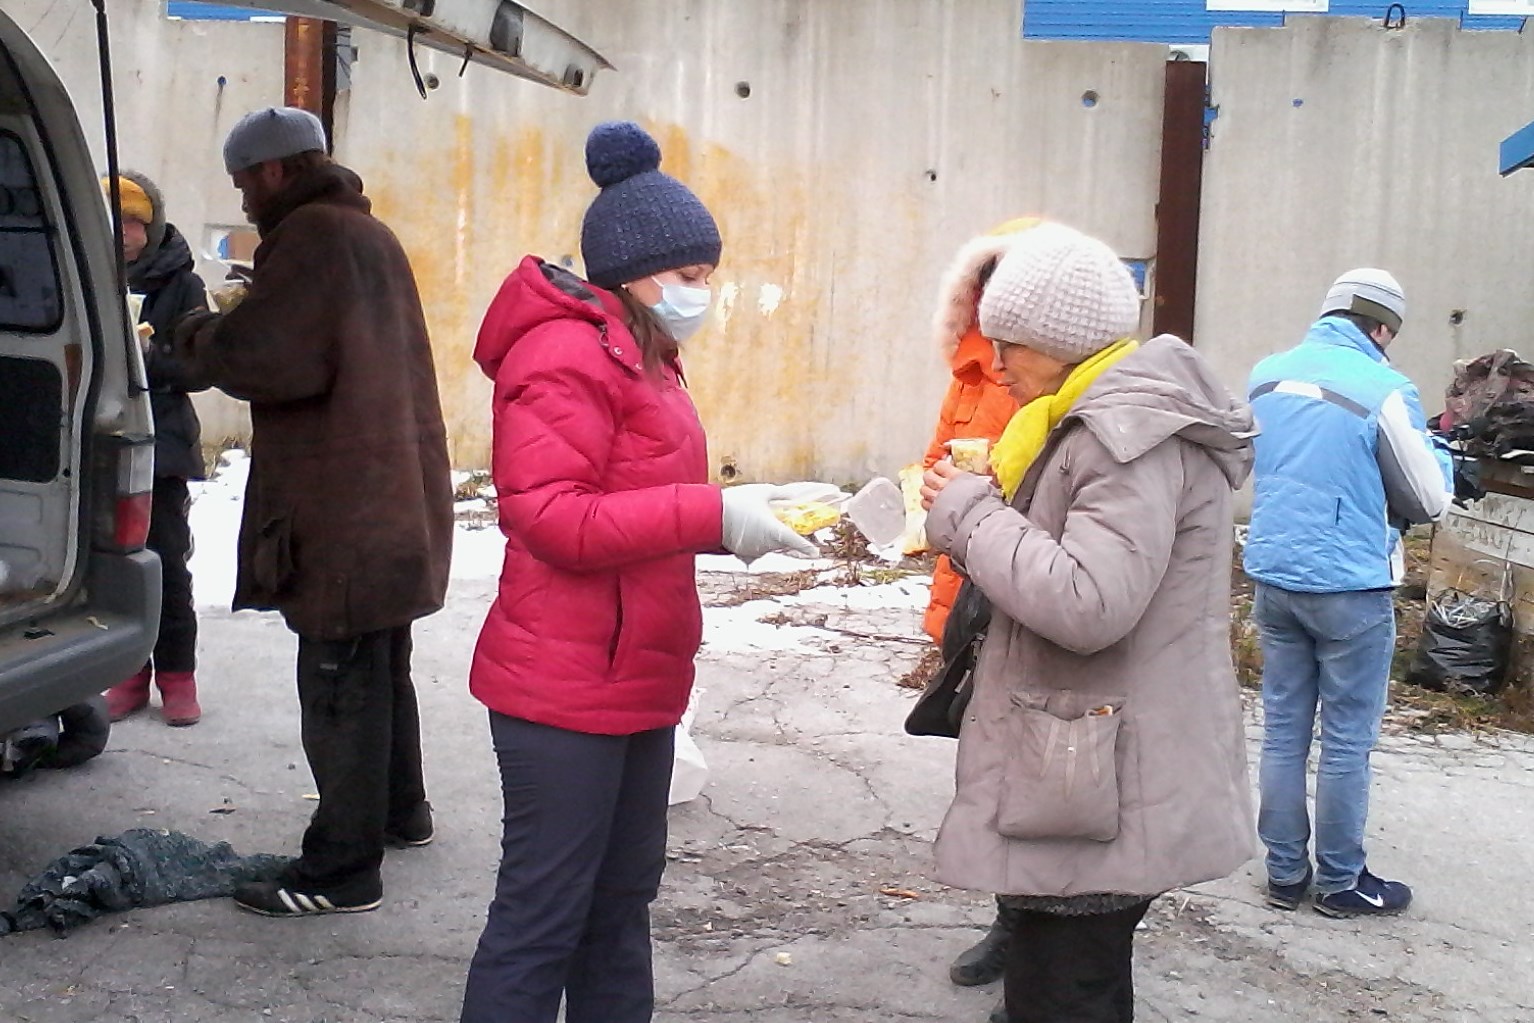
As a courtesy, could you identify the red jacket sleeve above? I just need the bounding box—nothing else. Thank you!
[491,322,723,571]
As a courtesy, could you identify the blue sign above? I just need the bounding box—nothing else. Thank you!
[1022,0,1524,44]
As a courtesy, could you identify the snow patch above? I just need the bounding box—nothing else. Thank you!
[696,553,835,575]
[702,601,829,653]
[452,523,506,581]
[781,577,930,611]
[187,450,249,610]
[186,459,921,621]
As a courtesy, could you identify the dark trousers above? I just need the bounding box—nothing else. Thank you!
[147,476,196,673]
[461,713,674,1023]
[1005,900,1153,1023]
[293,625,426,886]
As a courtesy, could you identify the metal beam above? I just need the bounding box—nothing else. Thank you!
[1152,60,1208,342]
[1500,120,1534,176]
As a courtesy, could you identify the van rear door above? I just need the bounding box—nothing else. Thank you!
[182,0,610,93]
[0,43,92,626]
[0,8,159,733]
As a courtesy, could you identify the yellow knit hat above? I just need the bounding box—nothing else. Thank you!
[101,175,154,225]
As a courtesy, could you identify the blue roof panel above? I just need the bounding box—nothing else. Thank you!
[1021,0,1523,44]
[165,3,284,21]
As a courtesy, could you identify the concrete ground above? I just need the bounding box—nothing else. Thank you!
[1,561,1532,1023]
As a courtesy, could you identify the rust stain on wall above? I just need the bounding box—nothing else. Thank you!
[370,113,493,468]
[644,122,835,482]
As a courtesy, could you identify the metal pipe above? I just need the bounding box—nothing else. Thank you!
[91,0,125,298]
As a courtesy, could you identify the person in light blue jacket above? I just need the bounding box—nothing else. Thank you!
[1246,268,1452,920]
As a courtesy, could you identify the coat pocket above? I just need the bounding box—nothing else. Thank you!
[250,514,296,596]
[995,691,1126,843]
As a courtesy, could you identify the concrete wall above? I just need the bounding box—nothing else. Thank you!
[1197,17,1534,414]
[18,4,1534,478]
[8,0,1169,479]
[340,0,1168,479]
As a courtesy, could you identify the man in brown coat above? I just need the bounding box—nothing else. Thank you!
[177,106,453,917]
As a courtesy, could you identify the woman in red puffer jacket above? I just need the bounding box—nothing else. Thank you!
[460,121,814,1023]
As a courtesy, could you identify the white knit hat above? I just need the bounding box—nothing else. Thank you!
[223,107,328,174]
[978,223,1141,364]
[1319,267,1405,333]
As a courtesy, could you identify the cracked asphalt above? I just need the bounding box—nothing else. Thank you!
[2,565,1532,1022]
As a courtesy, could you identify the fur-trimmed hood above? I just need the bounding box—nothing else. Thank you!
[932,217,1041,364]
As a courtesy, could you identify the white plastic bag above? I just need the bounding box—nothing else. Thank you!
[669,690,709,805]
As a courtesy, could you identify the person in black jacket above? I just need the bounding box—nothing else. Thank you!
[101,172,209,726]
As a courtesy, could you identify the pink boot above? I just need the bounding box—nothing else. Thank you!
[105,666,152,721]
[156,671,201,727]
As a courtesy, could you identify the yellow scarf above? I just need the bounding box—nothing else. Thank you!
[991,340,1139,500]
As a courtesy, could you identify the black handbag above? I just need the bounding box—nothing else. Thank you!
[904,578,991,738]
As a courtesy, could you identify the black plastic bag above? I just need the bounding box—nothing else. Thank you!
[906,578,991,738]
[1470,400,1534,459]
[1406,590,1512,696]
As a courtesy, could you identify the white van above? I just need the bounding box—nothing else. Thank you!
[0,0,605,737]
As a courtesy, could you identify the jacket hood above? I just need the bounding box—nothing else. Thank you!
[932,217,1041,363]
[127,222,194,291]
[474,256,632,381]
[951,328,1005,385]
[121,169,167,262]
[1069,335,1256,488]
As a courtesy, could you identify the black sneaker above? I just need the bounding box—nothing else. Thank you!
[233,873,382,917]
[1265,867,1314,911]
[1314,869,1412,919]
[385,801,434,848]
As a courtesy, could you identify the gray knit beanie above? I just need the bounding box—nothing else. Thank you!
[223,107,328,174]
[978,223,1141,363]
[579,122,722,288]
[1320,267,1405,333]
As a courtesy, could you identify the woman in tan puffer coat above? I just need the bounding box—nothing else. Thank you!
[922,223,1254,1023]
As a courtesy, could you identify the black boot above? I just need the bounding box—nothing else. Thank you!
[988,993,1006,1023]
[949,902,1013,986]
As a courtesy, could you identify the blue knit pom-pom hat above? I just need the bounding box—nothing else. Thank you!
[579,121,722,288]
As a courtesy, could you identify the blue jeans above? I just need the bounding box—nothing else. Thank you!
[1254,584,1395,894]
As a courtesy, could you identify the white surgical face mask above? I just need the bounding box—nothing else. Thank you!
[647,277,713,341]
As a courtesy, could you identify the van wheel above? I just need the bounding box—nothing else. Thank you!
[47,696,110,768]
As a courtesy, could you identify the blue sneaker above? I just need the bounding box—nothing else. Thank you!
[1265,867,1313,911]
[1314,869,1412,918]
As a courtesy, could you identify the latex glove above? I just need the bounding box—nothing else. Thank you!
[720,484,819,565]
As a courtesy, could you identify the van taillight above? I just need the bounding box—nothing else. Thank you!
[114,491,153,549]
[95,437,155,552]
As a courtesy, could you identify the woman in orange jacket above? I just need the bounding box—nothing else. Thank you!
[919,218,1038,1022]
[921,218,1038,644]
